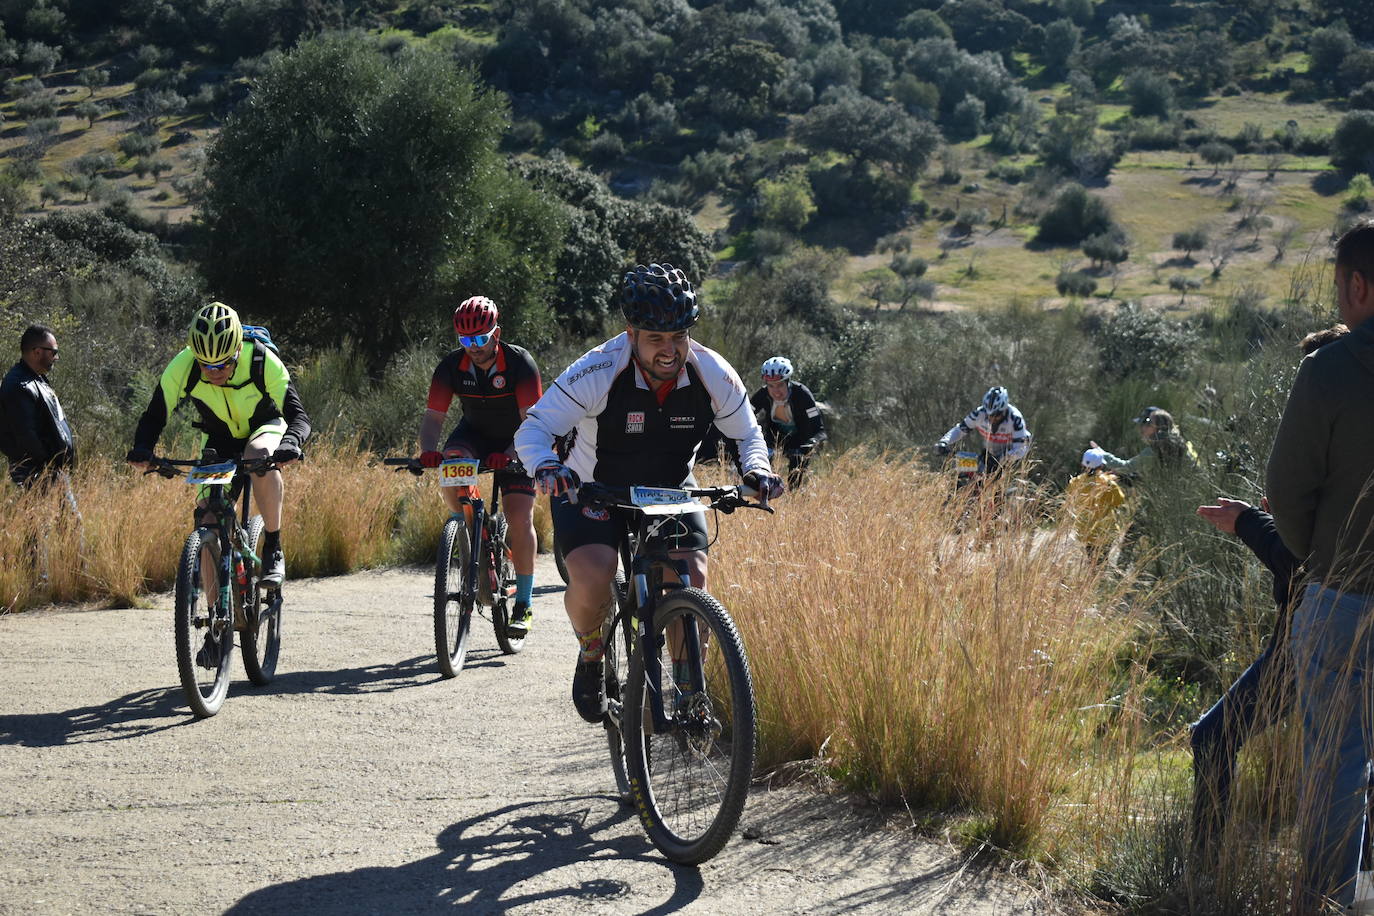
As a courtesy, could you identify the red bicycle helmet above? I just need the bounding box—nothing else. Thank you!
[454,296,498,335]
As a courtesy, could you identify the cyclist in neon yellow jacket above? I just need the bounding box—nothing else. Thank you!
[128,302,310,589]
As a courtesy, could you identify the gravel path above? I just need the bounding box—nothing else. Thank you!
[0,555,1064,914]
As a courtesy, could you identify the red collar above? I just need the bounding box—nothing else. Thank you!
[458,344,507,375]
[636,361,676,406]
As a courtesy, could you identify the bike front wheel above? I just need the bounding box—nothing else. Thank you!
[624,587,757,865]
[434,517,474,678]
[240,515,281,686]
[174,528,233,718]
[604,573,633,803]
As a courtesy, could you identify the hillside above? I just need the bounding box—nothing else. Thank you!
[1,0,1370,319]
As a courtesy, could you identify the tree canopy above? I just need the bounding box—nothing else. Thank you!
[201,34,565,364]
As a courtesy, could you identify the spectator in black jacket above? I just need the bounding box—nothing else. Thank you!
[1188,323,1351,874]
[1,325,75,489]
[752,356,827,487]
[1190,497,1298,866]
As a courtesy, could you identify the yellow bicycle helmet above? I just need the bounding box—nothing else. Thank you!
[189,301,242,364]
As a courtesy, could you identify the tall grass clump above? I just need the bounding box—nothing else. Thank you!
[712,450,1136,851]
[0,441,460,613]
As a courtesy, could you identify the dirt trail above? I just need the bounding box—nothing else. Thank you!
[1,556,1063,914]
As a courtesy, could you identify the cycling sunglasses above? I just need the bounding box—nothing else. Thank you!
[459,332,493,348]
[198,357,235,371]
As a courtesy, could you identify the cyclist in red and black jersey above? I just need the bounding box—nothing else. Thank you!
[419,296,543,638]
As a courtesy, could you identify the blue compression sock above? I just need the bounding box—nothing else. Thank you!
[516,574,534,605]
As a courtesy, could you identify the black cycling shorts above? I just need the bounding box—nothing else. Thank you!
[551,492,709,555]
[443,418,535,498]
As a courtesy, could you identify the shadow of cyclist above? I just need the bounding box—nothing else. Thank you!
[0,685,185,747]
[0,653,500,746]
[226,795,704,914]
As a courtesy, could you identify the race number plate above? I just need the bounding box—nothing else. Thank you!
[185,461,236,486]
[955,452,979,474]
[439,458,480,488]
[630,486,699,515]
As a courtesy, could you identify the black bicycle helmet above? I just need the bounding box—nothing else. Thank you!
[620,263,699,331]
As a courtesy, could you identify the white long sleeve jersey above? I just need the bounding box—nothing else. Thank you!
[940,404,1031,459]
[515,333,771,488]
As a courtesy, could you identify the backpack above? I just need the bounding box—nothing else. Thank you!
[183,325,277,401]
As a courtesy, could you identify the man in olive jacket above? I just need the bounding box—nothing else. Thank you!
[1266,219,1374,913]
[0,324,75,488]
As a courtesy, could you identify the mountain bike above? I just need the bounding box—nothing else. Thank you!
[147,453,283,719]
[572,480,769,865]
[385,455,526,677]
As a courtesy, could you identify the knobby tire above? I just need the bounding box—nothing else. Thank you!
[434,517,473,678]
[174,528,233,718]
[240,515,281,686]
[624,587,756,865]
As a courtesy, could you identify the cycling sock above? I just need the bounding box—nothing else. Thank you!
[516,573,534,605]
[264,529,281,553]
[575,627,604,663]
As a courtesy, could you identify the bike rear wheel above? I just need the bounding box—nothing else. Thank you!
[604,573,633,803]
[174,528,233,718]
[240,515,281,686]
[624,587,756,865]
[434,517,473,678]
[492,515,526,655]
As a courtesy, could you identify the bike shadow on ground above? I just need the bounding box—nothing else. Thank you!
[0,685,187,747]
[243,650,511,699]
[0,652,508,746]
[226,795,705,915]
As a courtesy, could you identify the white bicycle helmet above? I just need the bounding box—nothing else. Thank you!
[1081,447,1107,470]
[761,356,793,381]
[982,385,1009,414]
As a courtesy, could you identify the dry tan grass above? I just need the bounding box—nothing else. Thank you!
[710,451,1137,851]
[0,441,559,615]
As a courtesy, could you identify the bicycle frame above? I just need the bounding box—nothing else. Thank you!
[454,480,501,609]
[607,510,706,735]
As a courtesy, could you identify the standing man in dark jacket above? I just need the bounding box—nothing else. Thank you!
[1267,219,1374,912]
[751,356,827,486]
[1,325,75,489]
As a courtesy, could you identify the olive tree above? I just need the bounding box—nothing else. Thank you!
[201,34,566,363]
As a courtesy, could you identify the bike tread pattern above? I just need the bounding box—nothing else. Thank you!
[624,586,757,865]
[174,528,233,718]
[434,517,473,678]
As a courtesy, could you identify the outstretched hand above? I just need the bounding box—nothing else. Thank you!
[1196,497,1252,535]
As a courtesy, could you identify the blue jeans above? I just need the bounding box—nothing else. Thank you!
[1190,639,1292,862]
[1291,582,1374,912]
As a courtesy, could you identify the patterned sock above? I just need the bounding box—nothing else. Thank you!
[576,628,604,663]
[516,574,534,605]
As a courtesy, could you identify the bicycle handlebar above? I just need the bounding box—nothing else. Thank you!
[382,456,527,476]
[143,454,281,479]
[571,481,774,515]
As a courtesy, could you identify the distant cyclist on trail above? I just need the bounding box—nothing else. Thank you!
[128,301,310,590]
[751,356,827,487]
[515,263,782,724]
[418,296,543,641]
[934,385,1031,473]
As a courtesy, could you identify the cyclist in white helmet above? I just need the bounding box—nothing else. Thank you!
[935,385,1031,473]
[751,356,827,487]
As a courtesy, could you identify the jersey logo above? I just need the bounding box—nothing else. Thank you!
[492,375,506,389]
[626,411,645,434]
[581,505,610,522]
[567,359,613,385]
[668,415,696,429]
